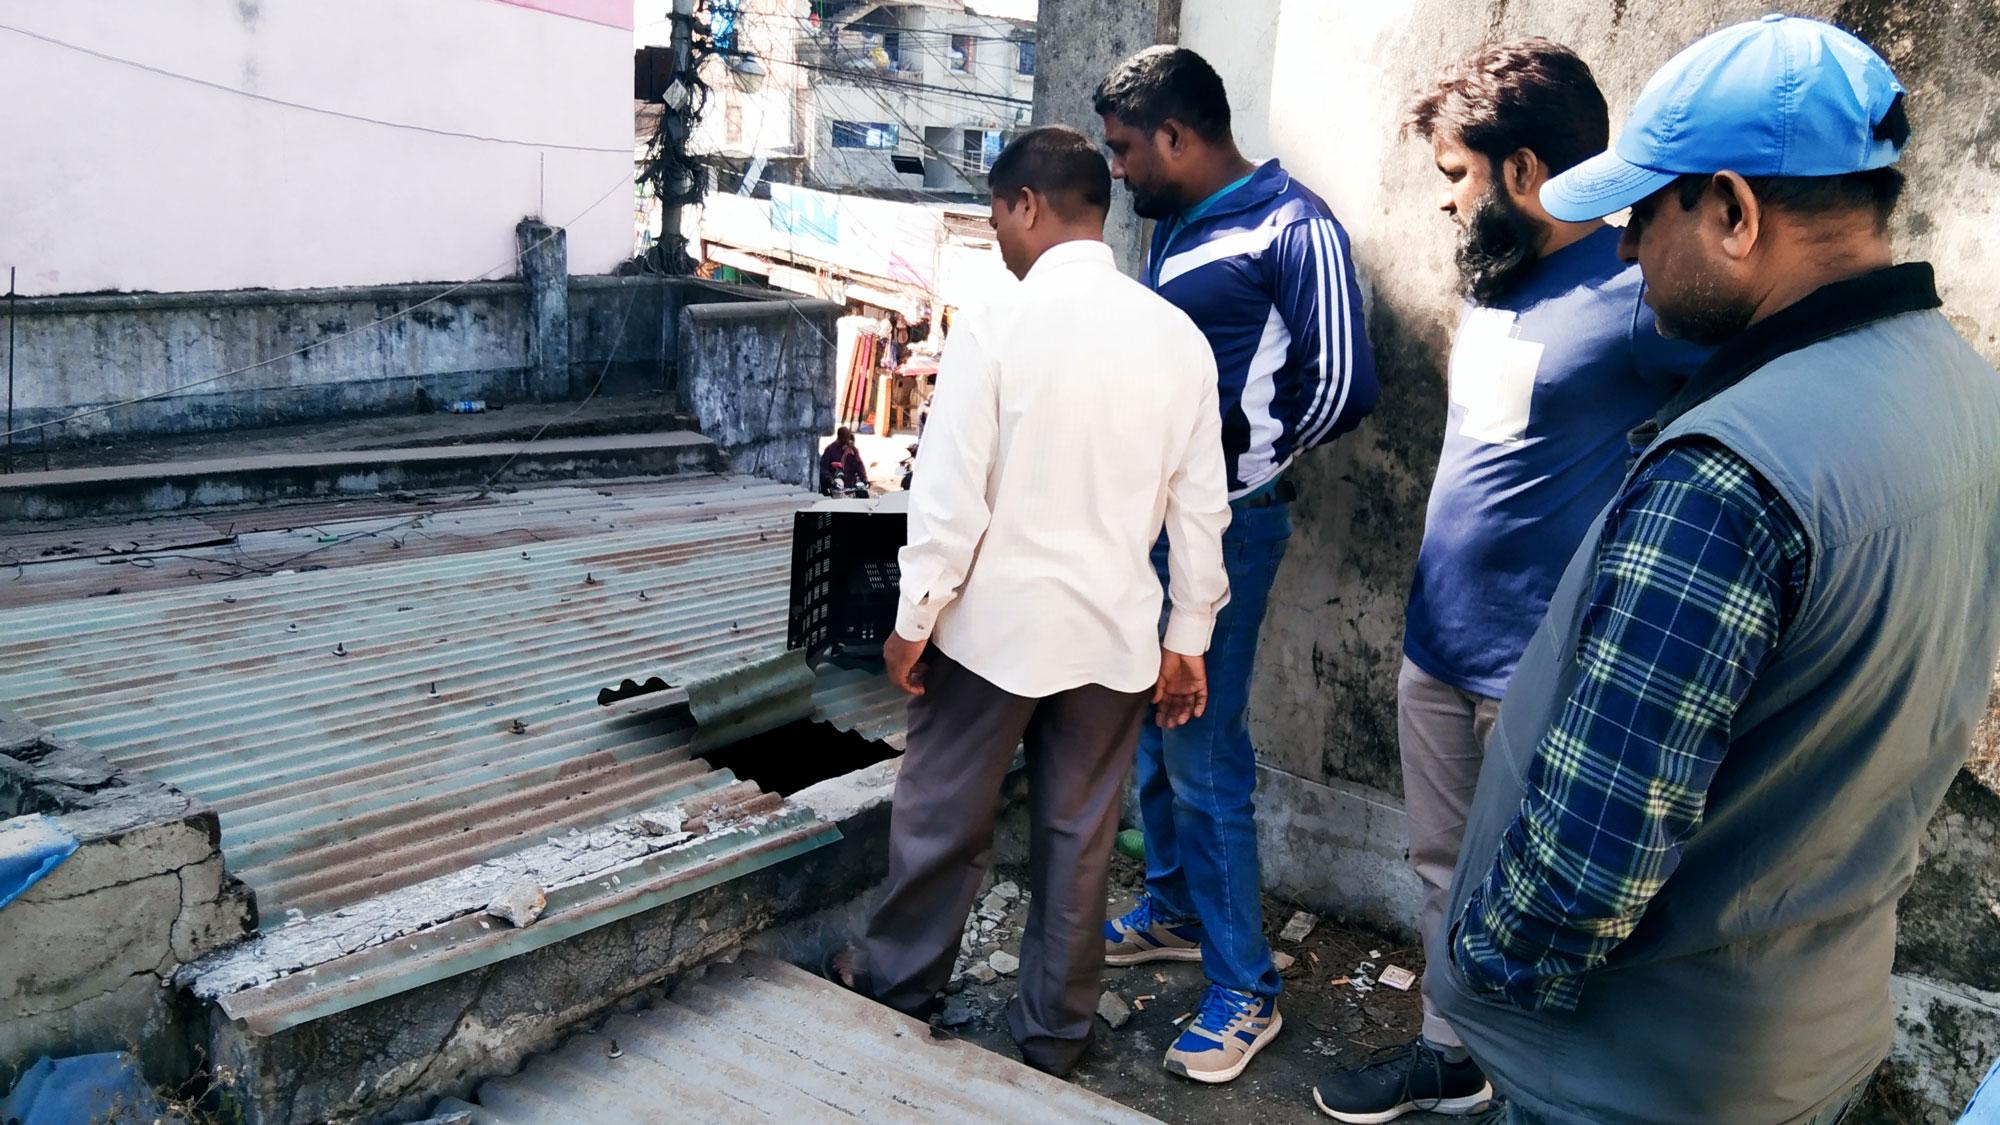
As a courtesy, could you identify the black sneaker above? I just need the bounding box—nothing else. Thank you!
[1312,1037,1495,1122]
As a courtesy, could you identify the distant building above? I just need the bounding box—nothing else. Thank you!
[801,0,1036,194]
[673,0,1034,201]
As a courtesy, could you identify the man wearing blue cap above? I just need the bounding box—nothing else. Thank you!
[1428,15,2000,1124]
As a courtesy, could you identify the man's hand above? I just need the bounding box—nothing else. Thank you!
[884,632,930,696]
[1154,651,1208,729]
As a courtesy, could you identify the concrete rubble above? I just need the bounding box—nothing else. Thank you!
[1097,991,1133,1029]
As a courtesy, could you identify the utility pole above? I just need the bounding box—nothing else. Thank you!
[659,0,698,272]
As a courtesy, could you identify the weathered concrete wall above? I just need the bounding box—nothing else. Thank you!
[0,713,253,1086]
[1032,0,1182,274]
[676,298,842,488]
[0,282,538,447]
[0,273,835,483]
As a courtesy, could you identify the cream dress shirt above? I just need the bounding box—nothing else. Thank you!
[893,239,1232,697]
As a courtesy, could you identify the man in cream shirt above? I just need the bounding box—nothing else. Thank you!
[840,126,1231,1076]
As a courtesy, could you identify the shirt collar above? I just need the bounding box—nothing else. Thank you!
[1026,239,1115,280]
[1647,262,1942,433]
[1181,170,1257,225]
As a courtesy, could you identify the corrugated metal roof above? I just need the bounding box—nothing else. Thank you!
[437,951,1160,1124]
[0,476,905,920]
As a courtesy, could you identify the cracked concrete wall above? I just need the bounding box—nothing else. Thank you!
[676,299,842,489]
[0,719,253,1087]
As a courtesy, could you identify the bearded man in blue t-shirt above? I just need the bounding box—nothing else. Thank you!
[1311,39,1708,1124]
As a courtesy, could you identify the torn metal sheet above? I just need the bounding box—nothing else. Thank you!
[598,650,817,753]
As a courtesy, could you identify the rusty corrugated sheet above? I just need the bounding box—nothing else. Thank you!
[437,951,1163,1124]
[0,476,903,919]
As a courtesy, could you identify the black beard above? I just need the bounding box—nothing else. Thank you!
[1129,186,1181,221]
[1652,292,1756,345]
[1455,189,1545,304]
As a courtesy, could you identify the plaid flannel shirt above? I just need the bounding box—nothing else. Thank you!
[1452,437,1810,1011]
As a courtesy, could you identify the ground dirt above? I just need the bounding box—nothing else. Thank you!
[938,856,1917,1125]
[939,855,1500,1125]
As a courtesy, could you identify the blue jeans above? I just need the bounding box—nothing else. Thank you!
[1136,499,1291,998]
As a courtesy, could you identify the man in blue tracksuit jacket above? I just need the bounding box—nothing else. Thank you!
[1094,45,1378,1085]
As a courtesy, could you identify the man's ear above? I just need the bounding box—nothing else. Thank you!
[1709,171,1762,262]
[1016,187,1042,230]
[1502,148,1543,201]
[1157,120,1184,158]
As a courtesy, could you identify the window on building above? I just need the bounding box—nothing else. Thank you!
[963,128,1003,173]
[832,120,900,150]
[1016,39,1036,76]
[948,34,975,72]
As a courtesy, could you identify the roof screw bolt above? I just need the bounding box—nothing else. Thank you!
[638,590,649,601]
[521,551,530,560]
[510,718,529,736]
[222,595,237,604]
[427,682,440,700]
[585,572,598,585]
[607,1039,623,1059]
[286,624,298,633]
[332,642,348,658]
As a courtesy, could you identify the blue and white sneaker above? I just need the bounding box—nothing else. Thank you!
[1103,896,1204,966]
[1163,984,1282,1083]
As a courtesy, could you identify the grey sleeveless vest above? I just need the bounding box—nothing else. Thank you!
[1430,266,2000,1124]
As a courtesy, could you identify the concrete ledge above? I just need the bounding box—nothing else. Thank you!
[1892,973,2000,1120]
[1253,764,1422,935]
[0,432,722,521]
[0,711,254,1086]
[1,281,527,317]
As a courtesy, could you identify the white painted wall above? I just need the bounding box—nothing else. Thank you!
[0,0,635,297]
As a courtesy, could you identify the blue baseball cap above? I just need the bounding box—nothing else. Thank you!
[1542,14,1907,222]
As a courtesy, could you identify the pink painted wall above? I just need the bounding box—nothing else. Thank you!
[0,0,635,296]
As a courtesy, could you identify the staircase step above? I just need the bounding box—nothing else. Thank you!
[0,431,721,521]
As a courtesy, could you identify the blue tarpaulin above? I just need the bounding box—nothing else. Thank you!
[0,1053,181,1125]
[1965,1056,2000,1123]
[0,814,77,910]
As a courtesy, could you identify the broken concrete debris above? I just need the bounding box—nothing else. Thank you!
[967,963,1000,985]
[988,950,1019,976]
[637,808,686,837]
[1279,910,1319,943]
[988,880,1020,901]
[487,883,546,928]
[936,998,978,1028]
[1097,991,1132,1029]
[1273,951,1297,972]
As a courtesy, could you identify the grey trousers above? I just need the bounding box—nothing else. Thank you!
[1399,657,1501,1051]
[857,647,1147,1074]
